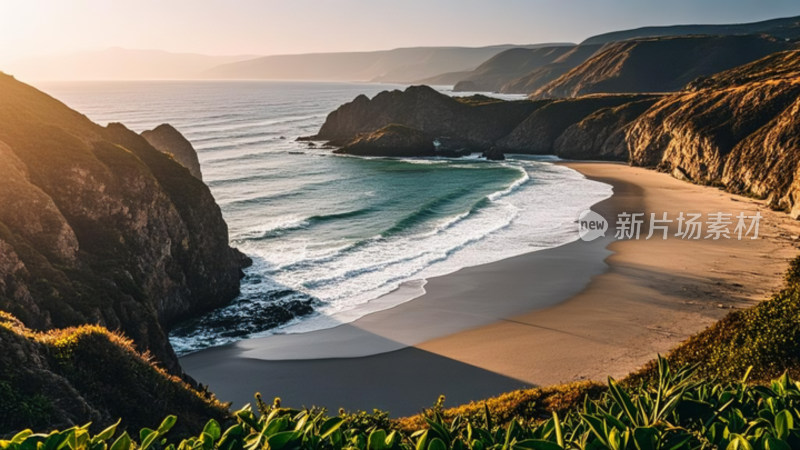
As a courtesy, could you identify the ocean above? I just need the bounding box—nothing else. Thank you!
[39,80,612,355]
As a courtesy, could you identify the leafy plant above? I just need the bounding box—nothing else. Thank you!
[4,358,800,450]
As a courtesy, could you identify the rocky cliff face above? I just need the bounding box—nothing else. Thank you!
[532,35,794,99]
[142,124,203,180]
[0,73,248,374]
[554,97,660,161]
[495,94,655,154]
[625,50,800,215]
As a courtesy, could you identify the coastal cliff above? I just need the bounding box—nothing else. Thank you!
[451,46,575,93]
[0,72,248,375]
[626,50,800,215]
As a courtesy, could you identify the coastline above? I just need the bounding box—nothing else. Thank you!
[180,161,799,416]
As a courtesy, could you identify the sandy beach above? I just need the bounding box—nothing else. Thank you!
[181,162,800,416]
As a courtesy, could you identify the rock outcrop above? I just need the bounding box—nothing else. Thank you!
[142,124,203,180]
[532,35,794,99]
[0,72,249,374]
[336,124,436,157]
[315,85,546,147]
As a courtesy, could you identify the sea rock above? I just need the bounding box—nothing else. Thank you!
[481,148,506,161]
[0,72,249,373]
[142,123,203,180]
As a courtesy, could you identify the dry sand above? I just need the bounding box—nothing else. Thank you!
[181,162,800,416]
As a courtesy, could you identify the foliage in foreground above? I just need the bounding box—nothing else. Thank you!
[4,358,800,450]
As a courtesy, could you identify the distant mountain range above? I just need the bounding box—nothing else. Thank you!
[202,45,566,83]
[7,47,256,81]
[6,14,800,89]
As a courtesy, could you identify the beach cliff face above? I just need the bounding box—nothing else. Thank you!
[624,50,800,215]
[0,73,248,373]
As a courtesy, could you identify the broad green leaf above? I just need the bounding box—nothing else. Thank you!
[109,433,131,450]
[428,437,447,450]
[202,420,222,442]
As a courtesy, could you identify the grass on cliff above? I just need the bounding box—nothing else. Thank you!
[0,312,226,435]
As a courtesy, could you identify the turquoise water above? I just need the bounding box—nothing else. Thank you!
[39,81,612,354]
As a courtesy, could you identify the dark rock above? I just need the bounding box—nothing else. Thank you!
[482,148,506,160]
[335,124,436,157]
[497,94,655,154]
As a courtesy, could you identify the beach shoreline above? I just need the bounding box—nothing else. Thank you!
[180,161,799,416]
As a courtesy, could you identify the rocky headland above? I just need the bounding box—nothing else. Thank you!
[314,50,800,218]
[0,72,250,429]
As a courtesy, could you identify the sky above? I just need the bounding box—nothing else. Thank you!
[1,0,799,65]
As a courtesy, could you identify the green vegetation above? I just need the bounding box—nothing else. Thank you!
[4,359,800,449]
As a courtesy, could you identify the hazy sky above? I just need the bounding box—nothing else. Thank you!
[1,0,799,64]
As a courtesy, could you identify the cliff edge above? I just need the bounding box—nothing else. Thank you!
[0,73,249,374]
